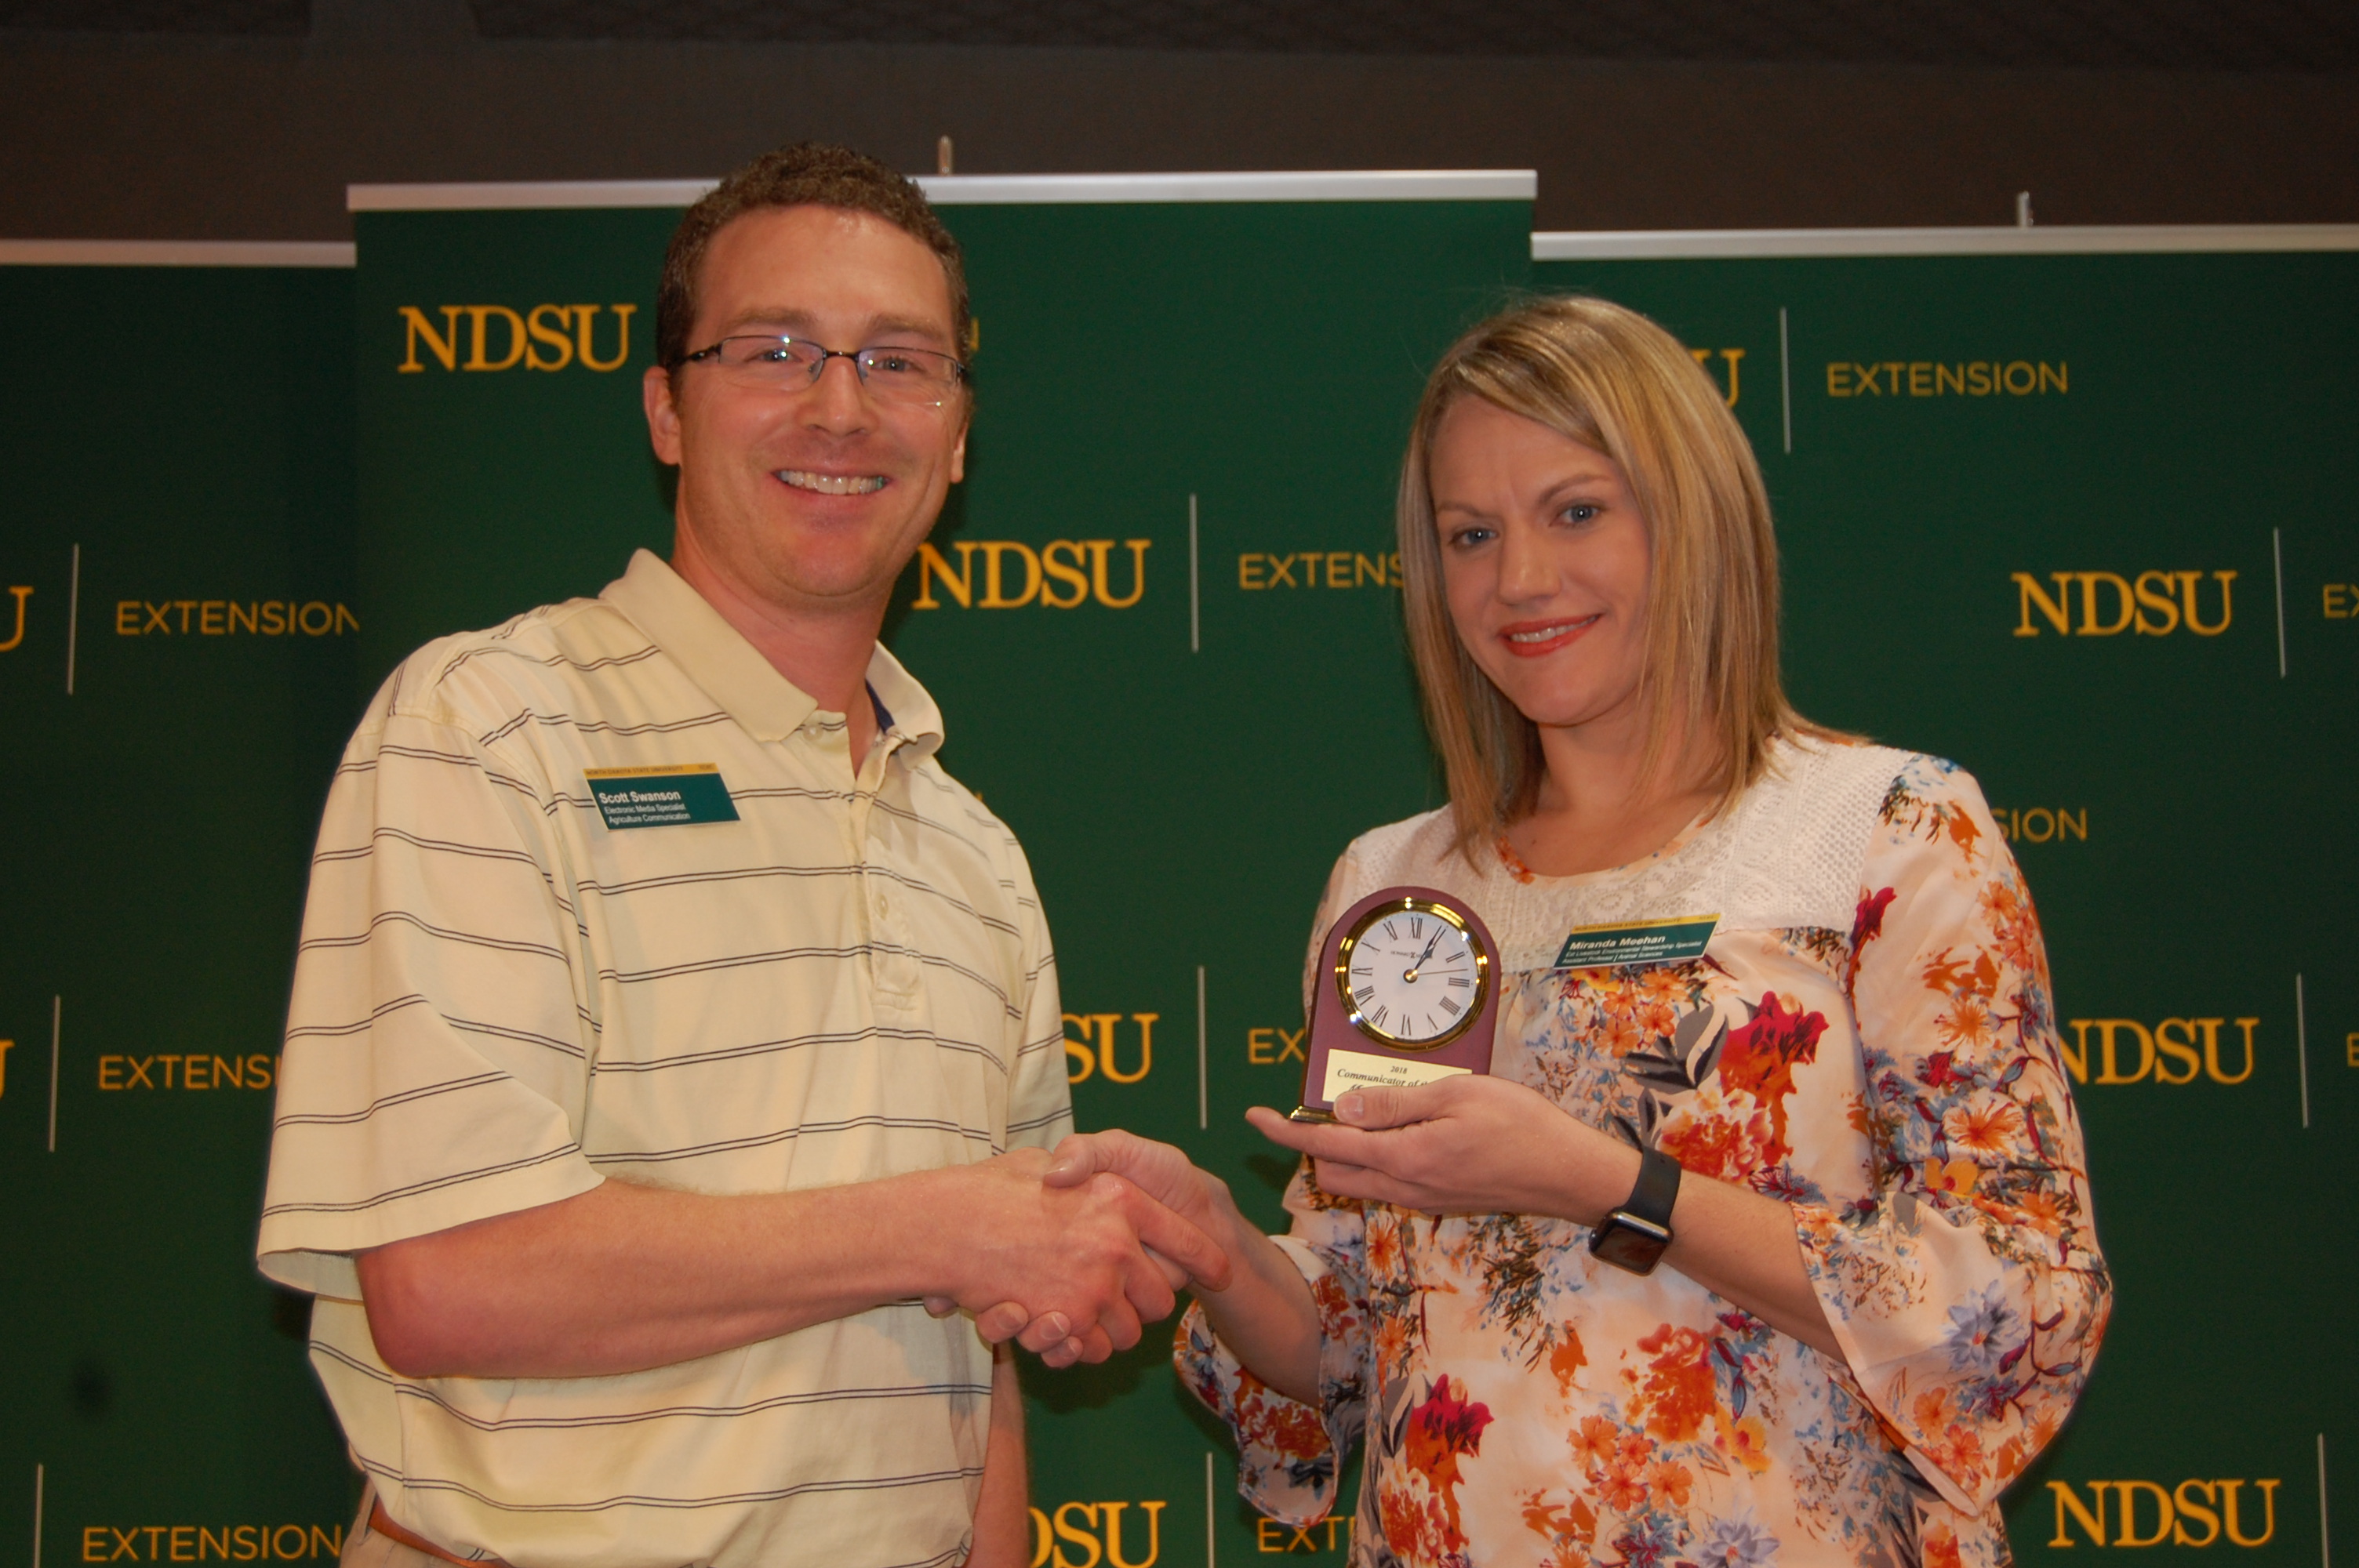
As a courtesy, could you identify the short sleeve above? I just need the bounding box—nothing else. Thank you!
[1174,844,1376,1526]
[1001,836,1074,1153]
[256,673,604,1299]
[1794,757,2111,1513]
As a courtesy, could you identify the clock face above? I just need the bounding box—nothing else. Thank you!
[1334,898,1490,1049]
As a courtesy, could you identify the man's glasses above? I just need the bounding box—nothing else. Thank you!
[678,336,968,408]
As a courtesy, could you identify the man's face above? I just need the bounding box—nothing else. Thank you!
[645,205,968,617]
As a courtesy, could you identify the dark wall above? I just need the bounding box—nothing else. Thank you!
[3,10,2356,240]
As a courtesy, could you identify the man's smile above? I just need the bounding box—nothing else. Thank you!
[777,469,889,495]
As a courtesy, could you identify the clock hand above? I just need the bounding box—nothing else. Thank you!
[1403,927,1445,983]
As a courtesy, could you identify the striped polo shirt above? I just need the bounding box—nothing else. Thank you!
[258,549,1072,1568]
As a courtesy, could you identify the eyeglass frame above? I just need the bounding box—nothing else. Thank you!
[670,333,971,406]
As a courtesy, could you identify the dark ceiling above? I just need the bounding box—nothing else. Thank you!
[5,0,2357,71]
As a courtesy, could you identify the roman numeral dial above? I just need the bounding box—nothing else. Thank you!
[1331,895,1491,1049]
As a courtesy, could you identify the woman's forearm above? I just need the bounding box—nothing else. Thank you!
[1193,1187,1328,1405]
[1245,1084,1842,1361]
[1655,1174,1841,1358]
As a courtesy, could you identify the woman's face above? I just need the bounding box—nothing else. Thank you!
[1430,396,1652,732]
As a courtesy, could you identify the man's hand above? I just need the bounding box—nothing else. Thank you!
[932,1149,1232,1366]
[942,1131,1238,1368]
[1245,1076,1633,1221]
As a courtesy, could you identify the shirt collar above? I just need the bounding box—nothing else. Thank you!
[601,549,946,756]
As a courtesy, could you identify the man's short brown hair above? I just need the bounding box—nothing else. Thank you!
[656,142,971,371]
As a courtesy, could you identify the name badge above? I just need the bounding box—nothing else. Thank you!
[585,764,740,829]
[1553,914,1719,970]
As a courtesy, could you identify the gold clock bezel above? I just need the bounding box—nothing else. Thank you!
[1332,896,1492,1051]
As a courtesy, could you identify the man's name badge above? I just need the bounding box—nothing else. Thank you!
[1551,914,1720,970]
[585,764,741,829]
[1292,886,1500,1123]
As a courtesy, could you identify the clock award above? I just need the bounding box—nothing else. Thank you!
[1291,886,1500,1123]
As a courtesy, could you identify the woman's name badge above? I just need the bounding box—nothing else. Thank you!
[1552,914,1720,970]
[1292,887,1501,1123]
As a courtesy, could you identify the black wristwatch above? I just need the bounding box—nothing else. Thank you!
[1588,1146,1681,1275]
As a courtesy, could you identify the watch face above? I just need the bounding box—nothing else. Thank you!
[1588,1213,1673,1276]
[1333,898,1491,1050]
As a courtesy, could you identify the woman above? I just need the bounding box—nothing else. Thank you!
[1027,296,2109,1568]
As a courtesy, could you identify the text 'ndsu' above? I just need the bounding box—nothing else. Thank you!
[2063,1018,2257,1086]
[2047,1478,2281,1548]
[1029,1501,1166,1568]
[911,540,1149,609]
[2012,571,2235,637]
[1064,1013,1158,1084]
[398,305,638,372]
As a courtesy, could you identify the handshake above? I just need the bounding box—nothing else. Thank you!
[923,1130,1238,1368]
[917,1076,1532,1369]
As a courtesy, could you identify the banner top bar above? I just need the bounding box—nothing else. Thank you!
[1533,225,2359,260]
[0,239,356,267]
[349,170,1537,212]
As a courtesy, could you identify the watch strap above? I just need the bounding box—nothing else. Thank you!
[1619,1145,1681,1230]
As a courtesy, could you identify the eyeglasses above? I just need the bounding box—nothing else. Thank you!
[678,335,969,408]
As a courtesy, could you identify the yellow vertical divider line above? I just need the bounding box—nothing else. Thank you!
[1777,308,1792,455]
[1188,495,1201,654]
[64,544,80,695]
[46,995,60,1152]
[1204,1452,1216,1568]
[1197,964,1208,1131]
[2296,973,2310,1130]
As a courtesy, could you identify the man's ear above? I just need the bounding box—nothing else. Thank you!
[644,363,683,466]
[951,416,967,485]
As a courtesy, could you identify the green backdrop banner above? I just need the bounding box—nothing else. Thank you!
[0,253,362,1563]
[5,197,2352,1568]
[1527,245,2356,1565]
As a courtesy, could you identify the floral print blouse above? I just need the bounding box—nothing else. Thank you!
[1177,741,2110,1568]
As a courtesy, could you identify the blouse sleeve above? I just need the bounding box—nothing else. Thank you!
[1172,844,1377,1527]
[1794,756,2112,1515]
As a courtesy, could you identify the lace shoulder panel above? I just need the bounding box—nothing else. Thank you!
[1329,741,1921,974]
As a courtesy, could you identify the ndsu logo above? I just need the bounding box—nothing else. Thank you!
[397,304,637,372]
[1027,1500,1165,1568]
[2062,1017,2257,1085]
[2046,1478,2281,1548]
[1063,1013,1158,1084]
[912,540,1149,609]
[2012,571,2235,637]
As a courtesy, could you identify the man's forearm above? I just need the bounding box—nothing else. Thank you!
[357,1152,1230,1380]
[963,1345,1030,1568]
[358,1170,973,1378]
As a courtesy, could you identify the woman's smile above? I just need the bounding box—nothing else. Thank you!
[1498,613,1603,656]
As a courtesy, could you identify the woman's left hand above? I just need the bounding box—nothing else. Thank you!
[1247,1076,1636,1222]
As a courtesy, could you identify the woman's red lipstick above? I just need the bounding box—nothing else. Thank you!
[1497,615,1600,658]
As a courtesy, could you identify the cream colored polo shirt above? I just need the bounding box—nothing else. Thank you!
[258,550,1071,1568]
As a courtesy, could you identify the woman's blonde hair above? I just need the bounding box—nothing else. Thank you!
[1398,295,1831,858]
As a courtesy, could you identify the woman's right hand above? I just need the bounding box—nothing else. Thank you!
[1045,1131,1236,1251]
[953,1127,1322,1395]
[1004,1131,1239,1365]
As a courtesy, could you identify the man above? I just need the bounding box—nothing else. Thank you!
[257,144,1227,1568]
